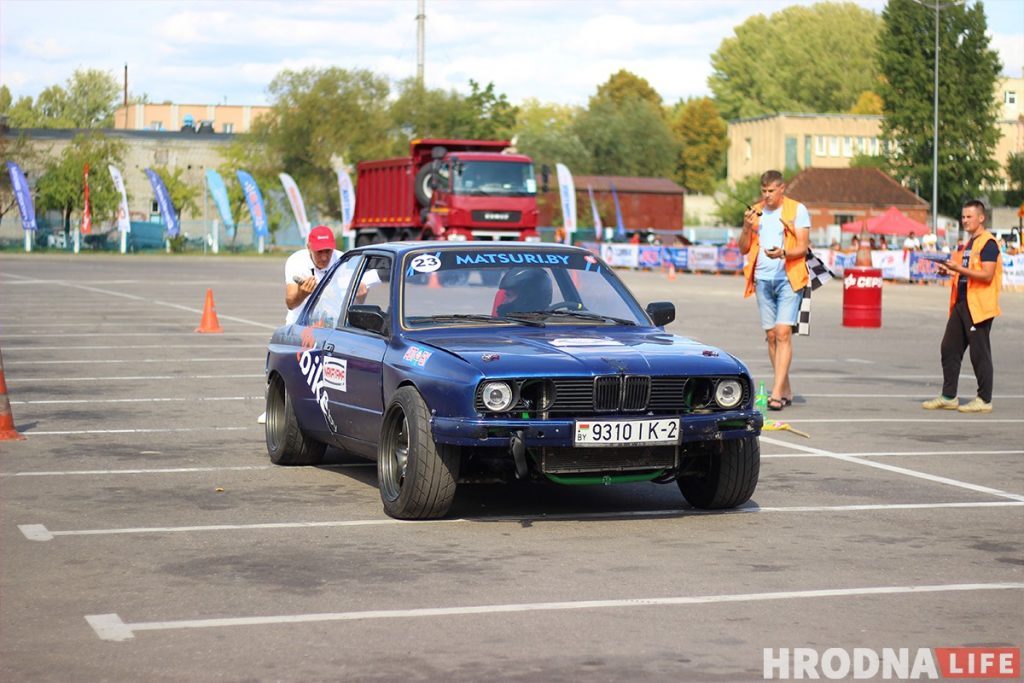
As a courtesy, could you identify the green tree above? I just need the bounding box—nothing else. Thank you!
[1006,152,1024,207]
[0,85,11,114]
[592,70,663,111]
[149,166,200,220]
[388,78,518,143]
[35,132,126,235]
[0,132,40,225]
[709,2,882,120]
[460,79,519,139]
[877,0,1002,217]
[2,69,119,129]
[850,91,884,115]
[574,97,678,177]
[256,67,394,218]
[849,152,890,172]
[670,97,729,194]
[512,99,592,174]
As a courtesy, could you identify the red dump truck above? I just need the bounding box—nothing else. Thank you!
[351,138,545,246]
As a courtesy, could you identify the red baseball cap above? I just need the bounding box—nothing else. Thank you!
[307,225,336,251]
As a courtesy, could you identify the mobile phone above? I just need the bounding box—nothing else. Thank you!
[292,275,306,284]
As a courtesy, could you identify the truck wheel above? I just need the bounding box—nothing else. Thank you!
[265,374,326,466]
[355,232,375,248]
[677,436,759,509]
[414,162,438,206]
[378,387,459,519]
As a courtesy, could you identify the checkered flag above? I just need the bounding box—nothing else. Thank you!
[795,249,833,336]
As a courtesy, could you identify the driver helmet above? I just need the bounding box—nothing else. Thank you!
[496,267,552,314]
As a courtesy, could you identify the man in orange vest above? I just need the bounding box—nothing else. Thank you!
[739,170,810,411]
[922,200,1002,413]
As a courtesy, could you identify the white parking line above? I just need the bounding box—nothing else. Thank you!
[25,426,252,436]
[780,418,1024,423]
[10,373,264,383]
[1,344,268,352]
[10,396,262,405]
[798,393,1024,399]
[19,500,1024,542]
[7,358,258,366]
[84,582,1024,641]
[763,449,1024,459]
[0,331,271,338]
[2,466,271,477]
[760,435,1024,502]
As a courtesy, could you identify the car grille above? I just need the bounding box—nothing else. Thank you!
[475,376,749,416]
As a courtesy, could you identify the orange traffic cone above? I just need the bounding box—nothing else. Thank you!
[195,288,224,333]
[428,272,442,289]
[667,263,676,280]
[0,348,25,441]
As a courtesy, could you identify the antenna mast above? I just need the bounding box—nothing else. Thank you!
[416,0,425,87]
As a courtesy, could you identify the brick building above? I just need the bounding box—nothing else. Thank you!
[785,167,930,231]
[539,175,686,232]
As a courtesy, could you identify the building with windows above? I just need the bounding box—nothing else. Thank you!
[113,103,271,134]
[726,74,1024,189]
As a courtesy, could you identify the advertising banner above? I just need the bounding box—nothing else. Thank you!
[908,252,949,281]
[144,168,179,238]
[279,172,310,239]
[870,249,910,281]
[6,161,37,231]
[663,247,688,270]
[688,245,718,271]
[205,169,235,238]
[717,246,743,271]
[637,245,662,269]
[336,167,356,234]
[81,163,92,234]
[610,182,625,240]
[108,165,131,233]
[587,185,602,239]
[1002,253,1024,290]
[599,243,639,268]
[555,163,576,244]
[236,170,269,238]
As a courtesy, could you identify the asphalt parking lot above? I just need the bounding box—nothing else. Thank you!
[1,252,1021,682]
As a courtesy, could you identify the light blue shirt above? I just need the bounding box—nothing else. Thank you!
[754,202,811,281]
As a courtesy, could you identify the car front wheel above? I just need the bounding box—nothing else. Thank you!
[677,436,759,509]
[378,387,459,519]
[265,374,326,466]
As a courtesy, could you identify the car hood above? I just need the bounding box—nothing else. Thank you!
[406,328,748,377]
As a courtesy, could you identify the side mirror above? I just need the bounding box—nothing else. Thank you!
[541,164,550,193]
[349,304,388,336]
[645,301,675,327]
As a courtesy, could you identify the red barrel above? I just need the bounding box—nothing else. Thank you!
[842,267,883,327]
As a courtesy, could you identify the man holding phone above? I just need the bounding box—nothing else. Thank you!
[284,225,342,325]
[739,170,810,411]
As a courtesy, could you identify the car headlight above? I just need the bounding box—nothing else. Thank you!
[480,381,514,412]
[714,379,743,409]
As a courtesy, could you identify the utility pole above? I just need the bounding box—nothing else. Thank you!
[416,0,425,87]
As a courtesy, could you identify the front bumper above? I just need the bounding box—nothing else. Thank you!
[431,410,763,448]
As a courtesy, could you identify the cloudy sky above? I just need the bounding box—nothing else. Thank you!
[1,0,1022,109]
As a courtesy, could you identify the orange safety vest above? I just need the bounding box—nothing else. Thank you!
[742,197,809,298]
[948,230,1002,323]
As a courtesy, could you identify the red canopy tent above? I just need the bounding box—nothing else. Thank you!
[841,206,940,236]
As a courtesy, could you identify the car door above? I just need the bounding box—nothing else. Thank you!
[322,254,392,455]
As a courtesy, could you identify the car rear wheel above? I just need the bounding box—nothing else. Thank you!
[677,436,759,509]
[378,387,459,519]
[265,374,326,466]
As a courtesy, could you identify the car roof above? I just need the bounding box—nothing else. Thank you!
[352,241,591,257]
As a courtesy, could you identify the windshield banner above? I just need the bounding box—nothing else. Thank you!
[237,170,269,238]
[279,172,311,239]
[108,165,131,233]
[6,161,37,231]
[144,168,179,238]
[205,169,235,238]
[556,163,576,244]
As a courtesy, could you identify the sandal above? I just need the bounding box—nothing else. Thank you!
[767,397,785,411]
[781,397,793,407]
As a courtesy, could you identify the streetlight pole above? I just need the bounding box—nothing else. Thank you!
[931,2,939,236]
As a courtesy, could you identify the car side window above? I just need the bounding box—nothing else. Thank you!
[356,255,391,313]
[308,256,361,329]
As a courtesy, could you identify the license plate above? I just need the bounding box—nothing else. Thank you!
[574,418,680,446]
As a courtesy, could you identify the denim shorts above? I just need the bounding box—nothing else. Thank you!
[755,278,803,330]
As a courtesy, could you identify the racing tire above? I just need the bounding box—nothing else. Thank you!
[414,162,438,207]
[378,387,460,519]
[265,374,326,466]
[677,436,759,509]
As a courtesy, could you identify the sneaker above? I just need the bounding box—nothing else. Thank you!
[957,397,993,413]
[922,396,958,410]
[257,411,267,424]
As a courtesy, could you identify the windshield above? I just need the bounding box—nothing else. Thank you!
[401,248,647,328]
[452,161,537,196]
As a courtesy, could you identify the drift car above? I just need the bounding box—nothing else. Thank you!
[264,242,762,519]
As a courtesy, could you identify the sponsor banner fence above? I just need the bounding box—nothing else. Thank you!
[576,243,1024,290]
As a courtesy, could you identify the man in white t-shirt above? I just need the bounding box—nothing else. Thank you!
[921,232,938,252]
[285,225,342,325]
[259,226,341,424]
[903,232,921,251]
